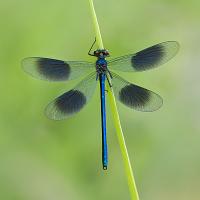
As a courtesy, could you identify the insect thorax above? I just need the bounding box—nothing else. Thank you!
[96,58,107,73]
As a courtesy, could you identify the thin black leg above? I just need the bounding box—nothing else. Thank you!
[88,37,96,56]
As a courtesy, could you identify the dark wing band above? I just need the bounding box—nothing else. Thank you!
[45,72,97,120]
[111,72,163,112]
[22,57,94,81]
[108,41,179,72]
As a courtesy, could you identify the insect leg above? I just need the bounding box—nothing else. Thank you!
[106,73,112,88]
[88,37,96,56]
[107,69,113,79]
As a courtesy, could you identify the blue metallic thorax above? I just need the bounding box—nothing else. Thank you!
[96,57,108,73]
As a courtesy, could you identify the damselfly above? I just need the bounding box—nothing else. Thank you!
[22,40,179,170]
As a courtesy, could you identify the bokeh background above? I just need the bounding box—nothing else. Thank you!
[0,0,200,199]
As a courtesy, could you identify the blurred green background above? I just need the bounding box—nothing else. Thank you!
[0,0,200,199]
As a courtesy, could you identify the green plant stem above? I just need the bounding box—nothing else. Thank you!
[106,86,140,200]
[88,0,140,199]
[88,0,104,49]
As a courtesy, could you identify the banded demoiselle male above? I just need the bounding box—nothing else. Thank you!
[22,40,179,170]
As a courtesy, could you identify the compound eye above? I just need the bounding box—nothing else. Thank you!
[104,51,109,55]
[94,50,99,56]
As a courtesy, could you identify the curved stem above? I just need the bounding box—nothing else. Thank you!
[88,0,104,49]
[88,0,140,199]
[106,85,140,200]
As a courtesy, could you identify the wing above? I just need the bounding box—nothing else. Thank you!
[110,72,163,112]
[108,41,179,72]
[22,57,94,81]
[45,72,97,120]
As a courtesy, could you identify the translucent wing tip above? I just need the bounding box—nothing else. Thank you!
[162,41,180,58]
[142,93,163,112]
[22,57,38,69]
[21,57,33,74]
[21,57,43,79]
